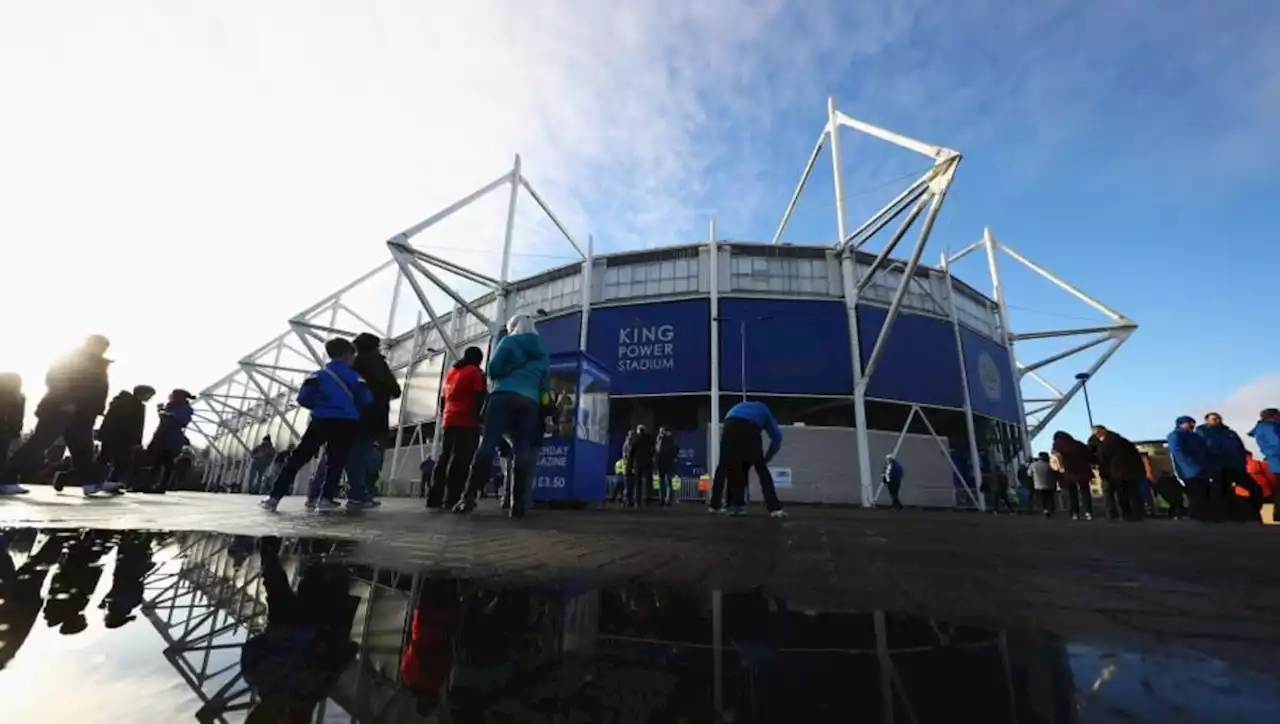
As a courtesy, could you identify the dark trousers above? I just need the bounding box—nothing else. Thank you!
[269,418,360,501]
[627,465,652,506]
[462,393,540,510]
[1064,483,1094,518]
[1222,469,1263,522]
[0,432,16,465]
[884,480,903,509]
[1036,488,1056,516]
[1101,478,1142,520]
[428,427,480,508]
[1183,476,1215,521]
[721,418,783,512]
[147,445,178,491]
[1155,477,1188,519]
[0,408,97,486]
[657,468,674,505]
[709,464,726,509]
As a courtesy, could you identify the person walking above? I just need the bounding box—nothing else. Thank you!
[143,389,196,494]
[345,333,402,509]
[625,425,655,508]
[0,373,25,466]
[654,427,679,507]
[1167,416,1212,520]
[1050,431,1094,520]
[247,436,276,494]
[881,454,905,510]
[0,335,115,496]
[1197,412,1261,522]
[453,315,550,518]
[1248,408,1280,523]
[428,346,485,510]
[719,399,786,518]
[1029,452,1057,518]
[1090,425,1146,521]
[260,338,373,513]
[96,384,155,489]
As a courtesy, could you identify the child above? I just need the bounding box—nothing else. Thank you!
[260,338,372,512]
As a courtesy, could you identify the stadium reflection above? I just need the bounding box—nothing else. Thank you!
[2,528,1278,723]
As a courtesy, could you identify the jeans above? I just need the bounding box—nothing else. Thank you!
[429,426,480,508]
[657,469,674,505]
[462,393,540,509]
[246,464,271,494]
[0,408,97,487]
[270,418,360,501]
[344,434,382,502]
[1064,483,1095,518]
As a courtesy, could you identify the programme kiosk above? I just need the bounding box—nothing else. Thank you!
[530,351,612,506]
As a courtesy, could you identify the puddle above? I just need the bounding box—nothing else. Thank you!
[2,528,1278,723]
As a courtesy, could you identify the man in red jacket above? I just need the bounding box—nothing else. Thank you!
[427,346,486,509]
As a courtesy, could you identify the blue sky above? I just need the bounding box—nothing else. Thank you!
[2,1,1277,444]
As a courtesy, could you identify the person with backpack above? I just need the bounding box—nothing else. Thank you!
[142,389,196,493]
[428,345,486,510]
[97,384,155,489]
[260,338,373,513]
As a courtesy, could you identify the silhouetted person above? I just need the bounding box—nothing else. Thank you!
[143,389,195,493]
[400,579,462,717]
[1051,430,1095,520]
[1091,425,1146,521]
[0,373,25,465]
[720,400,786,518]
[346,333,401,508]
[242,536,358,722]
[247,436,276,494]
[99,532,155,629]
[0,334,113,496]
[429,345,486,510]
[1197,411,1261,522]
[43,531,113,635]
[625,425,655,508]
[97,384,155,487]
[655,426,679,506]
[882,454,905,510]
[0,530,68,670]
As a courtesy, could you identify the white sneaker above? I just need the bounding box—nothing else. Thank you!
[259,498,280,512]
[1084,513,1093,521]
[770,509,789,519]
[315,499,341,512]
[0,483,30,495]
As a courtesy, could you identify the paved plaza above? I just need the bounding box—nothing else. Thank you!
[2,487,1278,674]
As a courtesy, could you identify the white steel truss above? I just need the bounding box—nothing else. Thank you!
[947,227,1138,447]
[192,155,588,495]
[770,96,964,508]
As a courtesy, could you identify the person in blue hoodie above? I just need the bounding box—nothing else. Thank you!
[1248,408,1280,524]
[1167,415,1212,520]
[261,338,373,513]
[1196,411,1261,522]
[720,399,786,518]
[453,314,550,518]
[141,389,195,494]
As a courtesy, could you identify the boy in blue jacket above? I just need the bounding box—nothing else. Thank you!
[261,338,373,512]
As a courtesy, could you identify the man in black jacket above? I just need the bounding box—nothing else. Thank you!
[625,425,655,508]
[1091,425,1146,521]
[0,373,24,465]
[0,335,114,496]
[97,384,155,487]
[345,333,402,508]
[654,427,679,506]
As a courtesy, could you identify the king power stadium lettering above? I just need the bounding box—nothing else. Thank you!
[617,324,676,372]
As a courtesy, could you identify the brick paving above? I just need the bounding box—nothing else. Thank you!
[3,487,1279,673]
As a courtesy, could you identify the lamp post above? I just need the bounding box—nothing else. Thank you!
[1074,372,1094,428]
[713,315,773,402]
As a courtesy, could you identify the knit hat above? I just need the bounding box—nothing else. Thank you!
[1175,415,1195,427]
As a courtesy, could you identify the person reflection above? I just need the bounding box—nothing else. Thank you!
[400,578,461,716]
[0,530,69,670]
[99,532,155,629]
[241,536,358,723]
[42,531,114,636]
[445,587,537,722]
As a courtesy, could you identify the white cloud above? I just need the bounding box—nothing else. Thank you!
[1199,374,1280,454]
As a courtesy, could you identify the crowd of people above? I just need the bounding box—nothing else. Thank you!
[0,334,197,497]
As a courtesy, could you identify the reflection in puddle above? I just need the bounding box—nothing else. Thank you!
[1,528,1278,722]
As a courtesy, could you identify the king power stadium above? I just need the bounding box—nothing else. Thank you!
[194,99,1137,509]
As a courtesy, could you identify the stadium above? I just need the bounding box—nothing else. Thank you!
[193,99,1136,508]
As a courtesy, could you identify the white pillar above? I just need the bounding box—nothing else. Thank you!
[942,257,986,511]
[708,218,721,476]
[579,234,593,351]
[829,96,875,507]
[390,311,424,491]
[492,154,522,339]
[983,228,1031,464]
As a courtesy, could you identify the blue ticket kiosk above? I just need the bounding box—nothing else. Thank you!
[531,351,612,505]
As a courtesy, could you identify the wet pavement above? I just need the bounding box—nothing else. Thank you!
[2,510,1279,722]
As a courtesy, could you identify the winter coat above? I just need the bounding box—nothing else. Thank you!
[353,349,401,436]
[486,333,550,403]
[441,361,485,428]
[1167,427,1211,480]
[882,460,904,486]
[1195,423,1248,473]
[1092,432,1146,483]
[1248,420,1280,468]
[297,361,374,421]
[250,441,276,469]
[1051,434,1093,488]
[38,347,110,418]
[149,401,193,453]
[626,431,656,470]
[98,391,147,449]
[1245,456,1275,499]
[1029,459,1056,491]
[0,388,25,437]
[655,432,679,472]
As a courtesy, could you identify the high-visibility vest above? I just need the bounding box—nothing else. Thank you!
[672,476,682,492]
[651,474,660,490]
[697,475,711,493]
[614,459,626,474]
